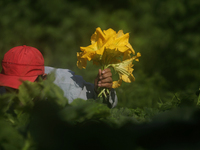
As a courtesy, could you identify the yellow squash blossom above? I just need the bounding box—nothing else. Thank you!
[77,27,141,97]
[77,27,135,69]
[78,27,117,65]
[109,53,141,88]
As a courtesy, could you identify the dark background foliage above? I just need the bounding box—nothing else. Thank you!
[0,0,200,108]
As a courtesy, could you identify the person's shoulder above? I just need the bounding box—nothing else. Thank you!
[45,66,57,74]
[45,66,76,83]
[45,66,74,75]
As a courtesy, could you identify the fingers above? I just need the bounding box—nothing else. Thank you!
[94,68,113,93]
[101,68,111,74]
[100,68,112,80]
[98,81,113,89]
[98,68,113,89]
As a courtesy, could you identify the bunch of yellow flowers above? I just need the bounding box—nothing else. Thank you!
[77,27,141,97]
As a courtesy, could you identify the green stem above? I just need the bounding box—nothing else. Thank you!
[98,88,106,98]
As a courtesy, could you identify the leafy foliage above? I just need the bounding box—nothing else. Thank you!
[1,78,200,149]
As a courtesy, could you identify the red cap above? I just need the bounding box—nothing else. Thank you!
[0,45,44,89]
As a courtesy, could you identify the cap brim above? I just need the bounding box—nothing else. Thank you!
[0,74,38,89]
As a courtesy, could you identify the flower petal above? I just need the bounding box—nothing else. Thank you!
[112,79,122,88]
[91,27,106,44]
[77,52,87,69]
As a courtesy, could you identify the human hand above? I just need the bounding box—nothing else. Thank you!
[94,68,113,94]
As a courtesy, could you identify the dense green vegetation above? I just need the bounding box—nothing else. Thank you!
[1,78,200,149]
[0,1,200,148]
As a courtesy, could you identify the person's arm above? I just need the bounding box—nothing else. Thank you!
[45,66,117,108]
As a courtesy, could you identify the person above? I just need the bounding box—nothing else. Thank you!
[0,45,117,108]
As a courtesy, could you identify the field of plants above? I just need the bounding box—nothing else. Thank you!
[1,77,200,150]
[0,0,200,149]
